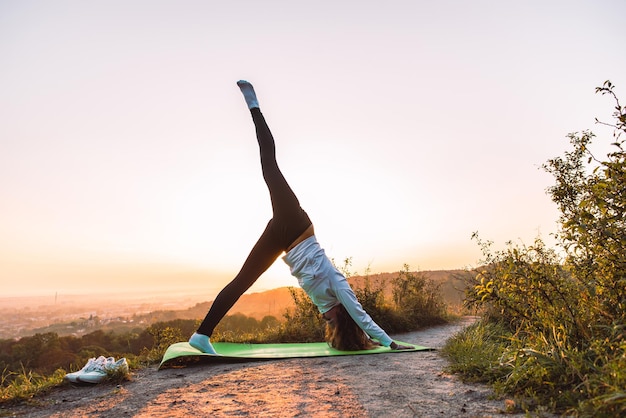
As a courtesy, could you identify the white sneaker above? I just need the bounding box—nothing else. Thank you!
[106,357,129,374]
[65,356,109,384]
[65,356,130,384]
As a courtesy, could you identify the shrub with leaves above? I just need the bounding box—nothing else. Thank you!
[273,287,326,343]
[456,81,626,415]
[393,264,447,330]
[139,323,184,364]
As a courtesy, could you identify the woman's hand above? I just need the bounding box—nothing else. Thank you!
[390,341,414,350]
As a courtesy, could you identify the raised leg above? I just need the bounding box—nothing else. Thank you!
[191,81,311,352]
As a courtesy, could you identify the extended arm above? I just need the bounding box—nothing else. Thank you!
[335,285,418,349]
[334,285,413,349]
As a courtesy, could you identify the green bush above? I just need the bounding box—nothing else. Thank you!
[271,287,326,343]
[450,81,626,416]
[138,323,185,364]
[393,265,448,330]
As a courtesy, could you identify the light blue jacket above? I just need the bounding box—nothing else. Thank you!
[283,236,393,347]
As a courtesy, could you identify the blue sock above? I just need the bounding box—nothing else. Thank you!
[189,332,217,354]
[237,80,259,109]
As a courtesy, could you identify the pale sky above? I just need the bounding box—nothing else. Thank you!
[1,0,625,297]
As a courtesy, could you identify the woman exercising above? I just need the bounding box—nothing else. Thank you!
[189,80,413,353]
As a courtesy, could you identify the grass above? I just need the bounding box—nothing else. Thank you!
[443,316,626,416]
[0,367,66,405]
[1,360,132,406]
[441,320,511,384]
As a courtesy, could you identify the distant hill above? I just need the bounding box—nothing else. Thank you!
[225,287,296,319]
[143,287,297,323]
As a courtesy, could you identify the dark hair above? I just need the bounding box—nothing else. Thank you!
[325,304,375,351]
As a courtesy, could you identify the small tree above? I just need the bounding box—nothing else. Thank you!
[463,81,626,415]
[544,80,626,327]
[277,287,325,342]
[393,265,447,329]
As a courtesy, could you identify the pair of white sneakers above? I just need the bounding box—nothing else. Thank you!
[65,355,129,384]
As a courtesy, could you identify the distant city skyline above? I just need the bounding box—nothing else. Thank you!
[1,0,625,296]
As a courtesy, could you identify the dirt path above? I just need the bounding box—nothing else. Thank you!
[5,317,524,417]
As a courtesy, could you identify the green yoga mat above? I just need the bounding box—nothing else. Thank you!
[159,341,432,369]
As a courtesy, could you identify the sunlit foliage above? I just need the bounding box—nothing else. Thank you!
[444,81,626,416]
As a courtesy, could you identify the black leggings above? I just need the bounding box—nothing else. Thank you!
[197,108,312,336]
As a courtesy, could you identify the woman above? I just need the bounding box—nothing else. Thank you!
[189,80,413,354]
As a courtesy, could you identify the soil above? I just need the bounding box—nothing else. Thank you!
[4,317,532,417]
